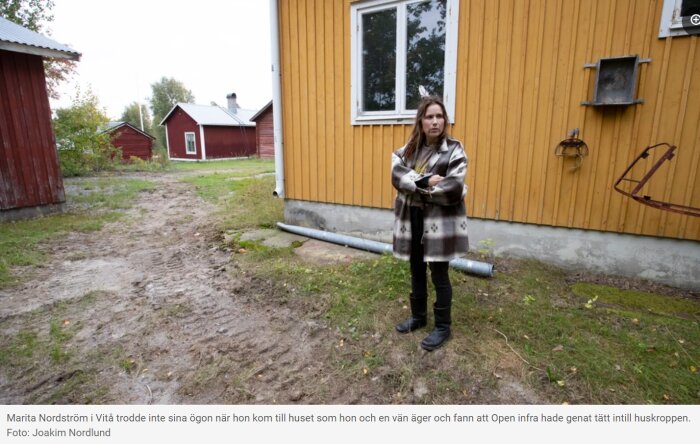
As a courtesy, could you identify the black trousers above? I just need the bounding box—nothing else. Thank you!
[409,206,452,308]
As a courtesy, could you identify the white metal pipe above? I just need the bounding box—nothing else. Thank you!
[277,222,494,277]
[270,0,285,198]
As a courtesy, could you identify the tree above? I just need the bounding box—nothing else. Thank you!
[405,0,446,109]
[361,8,397,111]
[43,57,77,100]
[53,88,117,176]
[150,76,194,120]
[0,0,53,31]
[149,77,194,148]
[360,1,446,111]
[121,101,153,134]
[0,0,77,99]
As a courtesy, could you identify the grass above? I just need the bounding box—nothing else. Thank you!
[2,165,697,404]
[571,283,700,318]
[449,263,699,404]
[113,148,171,173]
[0,331,38,365]
[200,175,699,404]
[0,177,154,287]
[0,290,112,403]
[181,173,253,202]
[0,296,84,369]
[181,170,282,230]
[173,158,275,174]
[251,254,410,336]
[49,319,73,363]
[67,177,155,210]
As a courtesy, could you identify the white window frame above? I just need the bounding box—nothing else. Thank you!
[350,0,460,125]
[659,0,700,37]
[184,132,197,155]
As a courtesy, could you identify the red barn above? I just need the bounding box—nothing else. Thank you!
[251,101,273,159]
[160,93,256,161]
[103,121,154,161]
[0,16,80,221]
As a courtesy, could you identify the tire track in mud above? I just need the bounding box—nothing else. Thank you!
[0,172,346,404]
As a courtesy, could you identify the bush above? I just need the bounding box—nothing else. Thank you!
[58,145,122,177]
[53,89,121,177]
[152,147,170,169]
[113,149,171,173]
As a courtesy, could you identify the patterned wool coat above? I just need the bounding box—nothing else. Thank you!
[391,137,469,262]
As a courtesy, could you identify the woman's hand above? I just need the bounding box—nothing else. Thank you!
[428,175,444,187]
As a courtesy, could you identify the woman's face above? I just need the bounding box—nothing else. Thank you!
[421,103,445,144]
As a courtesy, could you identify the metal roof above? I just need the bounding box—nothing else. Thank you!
[101,121,155,139]
[0,16,80,60]
[250,100,273,121]
[159,103,257,127]
[221,106,257,126]
[104,121,124,131]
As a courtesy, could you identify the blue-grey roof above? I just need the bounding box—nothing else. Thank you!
[100,121,155,139]
[250,100,273,121]
[159,103,256,127]
[105,121,124,131]
[0,16,80,60]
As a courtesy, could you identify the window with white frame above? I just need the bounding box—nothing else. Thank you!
[659,0,700,37]
[185,132,196,154]
[351,0,459,124]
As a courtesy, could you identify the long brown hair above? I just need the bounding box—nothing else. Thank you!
[402,95,450,162]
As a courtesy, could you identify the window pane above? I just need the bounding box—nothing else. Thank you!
[681,0,700,16]
[362,8,397,111]
[405,0,446,110]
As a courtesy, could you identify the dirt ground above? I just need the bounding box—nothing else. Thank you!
[0,172,362,404]
[1,171,476,404]
[3,171,692,405]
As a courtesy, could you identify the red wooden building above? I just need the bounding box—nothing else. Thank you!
[160,94,256,161]
[0,17,80,221]
[103,121,154,161]
[251,101,274,159]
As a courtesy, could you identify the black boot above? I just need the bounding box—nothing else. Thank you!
[395,294,427,333]
[421,306,451,351]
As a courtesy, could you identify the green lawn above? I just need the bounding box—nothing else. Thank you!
[180,168,282,230]
[196,172,699,404]
[0,178,154,287]
[2,164,697,404]
[172,158,275,174]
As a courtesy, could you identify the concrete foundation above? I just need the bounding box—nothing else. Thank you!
[0,202,66,222]
[285,199,700,290]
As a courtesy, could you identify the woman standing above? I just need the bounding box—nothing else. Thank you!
[391,96,469,351]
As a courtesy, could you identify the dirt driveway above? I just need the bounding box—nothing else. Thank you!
[0,172,333,403]
[1,170,548,405]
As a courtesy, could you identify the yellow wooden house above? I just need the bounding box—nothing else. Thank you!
[269,0,700,289]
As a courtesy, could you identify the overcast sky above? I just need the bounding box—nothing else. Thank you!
[48,0,272,119]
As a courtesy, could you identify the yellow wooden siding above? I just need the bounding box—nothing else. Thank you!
[278,0,700,241]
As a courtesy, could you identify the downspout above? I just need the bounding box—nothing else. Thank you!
[199,125,207,160]
[277,222,494,278]
[270,0,284,197]
[164,123,171,160]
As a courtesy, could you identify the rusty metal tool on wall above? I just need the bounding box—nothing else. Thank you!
[614,142,700,217]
